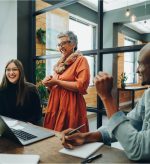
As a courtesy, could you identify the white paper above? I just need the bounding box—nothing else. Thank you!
[111,142,124,150]
[0,154,40,164]
[59,142,104,159]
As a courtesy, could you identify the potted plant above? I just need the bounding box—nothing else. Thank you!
[36,28,46,45]
[36,28,46,55]
[120,72,128,88]
[35,61,49,102]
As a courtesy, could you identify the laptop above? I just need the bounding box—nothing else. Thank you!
[0,115,54,145]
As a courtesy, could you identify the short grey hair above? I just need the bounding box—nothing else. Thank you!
[57,31,78,51]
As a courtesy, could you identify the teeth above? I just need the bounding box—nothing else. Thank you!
[9,77,15,78]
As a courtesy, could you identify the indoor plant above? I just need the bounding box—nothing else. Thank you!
[120,72,128,88]
[36,28,46,45]
[36,28,46,55]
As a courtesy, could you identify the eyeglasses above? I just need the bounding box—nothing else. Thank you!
[57,40,71,47]
[6,68,19,72]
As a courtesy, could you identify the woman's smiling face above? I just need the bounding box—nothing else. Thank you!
[5,62,20,84]
[57,36,75,57]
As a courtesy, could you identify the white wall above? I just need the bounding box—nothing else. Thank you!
[0,0,17,82]
[103,54,113,75]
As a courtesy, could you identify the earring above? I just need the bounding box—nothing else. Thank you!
[73,48,75,53]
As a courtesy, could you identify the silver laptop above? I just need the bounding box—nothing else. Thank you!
[0,115,54,145]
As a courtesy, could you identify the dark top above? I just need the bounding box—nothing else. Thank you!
[0,82,42,125]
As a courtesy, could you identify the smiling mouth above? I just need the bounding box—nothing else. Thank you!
[8,77,17,80]
[9,76,16,78]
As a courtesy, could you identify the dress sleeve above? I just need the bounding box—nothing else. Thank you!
[75,56,90,94]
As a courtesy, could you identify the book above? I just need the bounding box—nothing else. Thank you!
[59,142,104,159]
[0,154,40,164]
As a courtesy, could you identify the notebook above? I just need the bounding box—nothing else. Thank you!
[0,115,54,145]
[0,154,40,164]
[59,142,104,159]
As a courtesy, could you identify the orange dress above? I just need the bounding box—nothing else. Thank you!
[44,55,90,132]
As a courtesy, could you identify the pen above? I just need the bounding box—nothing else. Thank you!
[67,124,85,135]
[81,153,102,163]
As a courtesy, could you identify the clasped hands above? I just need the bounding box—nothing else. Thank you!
[42,75,57,87]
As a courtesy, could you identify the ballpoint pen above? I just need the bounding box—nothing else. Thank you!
[81,153,103,163]
[67,124,85,135]
[55,124,85,139]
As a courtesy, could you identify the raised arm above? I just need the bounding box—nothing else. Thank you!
[94,72,150,161]
[94,72,118,118]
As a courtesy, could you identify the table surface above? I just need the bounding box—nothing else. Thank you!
[118,86,148,91]
[0,135,137,163]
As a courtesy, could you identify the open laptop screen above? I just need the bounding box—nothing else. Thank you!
[0,115,54,145]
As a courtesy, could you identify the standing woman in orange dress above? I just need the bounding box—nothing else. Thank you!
[42,31,90,132]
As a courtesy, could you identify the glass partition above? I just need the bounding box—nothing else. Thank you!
[35,0,98,105]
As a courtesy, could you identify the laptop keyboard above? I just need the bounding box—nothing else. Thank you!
[11,128,37,141]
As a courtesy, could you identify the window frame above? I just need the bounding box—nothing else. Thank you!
[124,37,138,84]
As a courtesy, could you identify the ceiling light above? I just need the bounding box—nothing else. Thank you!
[125,8,130,17]
[125,0,130,17]
[144,0,147,24]
[130,15,136,22]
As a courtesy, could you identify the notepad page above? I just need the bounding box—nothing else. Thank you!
[111,142,124,150]
[0,154,40,164]
[59,142,104,159]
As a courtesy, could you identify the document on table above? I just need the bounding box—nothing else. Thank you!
[111,142,124,150]
[59,142,104,159]
[0,154,40,164]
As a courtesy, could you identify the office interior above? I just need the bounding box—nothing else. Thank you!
[1,0,150,130]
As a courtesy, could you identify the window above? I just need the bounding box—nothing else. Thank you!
[69,17,94,51]
[69,16,96,85]
[85,55,95,85]
[124,38,138,83]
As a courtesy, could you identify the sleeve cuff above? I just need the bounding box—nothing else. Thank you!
[97,126,111,145]
[76,81,87,94]
[107,111,129,137]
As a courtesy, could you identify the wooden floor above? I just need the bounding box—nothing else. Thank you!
[88,113,108,131]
